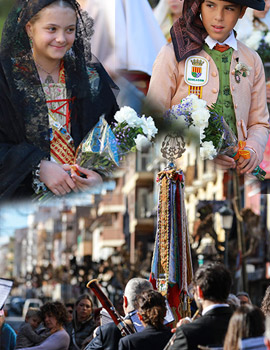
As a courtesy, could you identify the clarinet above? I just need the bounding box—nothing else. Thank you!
[163,309,200,350]
[86,279,135,337]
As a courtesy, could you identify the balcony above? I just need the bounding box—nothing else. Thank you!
[98,193,125,215]
[123,172,154,193]
[130,217,155,233]
[99,228,125,247]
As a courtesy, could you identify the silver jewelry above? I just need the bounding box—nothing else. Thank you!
[32,162,47,194]
[35,61,60,83]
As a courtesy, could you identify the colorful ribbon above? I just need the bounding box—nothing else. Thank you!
[151,169,193,324]
[233,141,250,161]
[47,97,76,130]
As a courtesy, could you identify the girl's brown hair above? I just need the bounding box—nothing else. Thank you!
[135,290,166,330]
[223,305,265,350]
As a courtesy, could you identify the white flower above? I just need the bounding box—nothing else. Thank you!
[235,62,251,76]
[200,128,205,141]
[245,30,264,50]
[200,141,217,160]
[192,97,207,111]
[186,94,199,102]
[265,32,270,45]
[191,108,210,128]
[114,106,141,127]
[140,115,158,140]
[135,134,151,151]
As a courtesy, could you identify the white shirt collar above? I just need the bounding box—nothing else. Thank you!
[205,31,238,50]
[202,303,229,316]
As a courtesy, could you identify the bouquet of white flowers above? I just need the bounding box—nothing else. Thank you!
[169,94,266,181]
[73,106,158,176]
[35,107,158,201]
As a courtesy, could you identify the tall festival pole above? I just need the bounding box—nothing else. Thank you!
[150,134,193,324]
[232,171,248,292]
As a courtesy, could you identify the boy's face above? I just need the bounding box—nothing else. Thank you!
[28,316,41,329]
[201,0,247,43]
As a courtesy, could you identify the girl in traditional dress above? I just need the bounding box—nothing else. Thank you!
[0,0,119,200]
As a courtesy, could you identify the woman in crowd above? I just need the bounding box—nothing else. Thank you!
[118,289,172,350]
[154,0,184,42]
[67,294,96,350]
[19,301,70,350]
[223,304,266,350]
[0,0,119,200]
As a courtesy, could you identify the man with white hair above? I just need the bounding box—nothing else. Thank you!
[86,278,152,350]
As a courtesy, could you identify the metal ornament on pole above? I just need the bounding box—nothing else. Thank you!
[160,133,186,169]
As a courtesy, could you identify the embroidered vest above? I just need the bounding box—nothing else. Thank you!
[203,44,238,137]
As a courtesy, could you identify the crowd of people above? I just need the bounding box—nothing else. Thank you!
[2,265,270,349]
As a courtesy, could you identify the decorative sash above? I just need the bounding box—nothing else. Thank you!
[43,61,76,165]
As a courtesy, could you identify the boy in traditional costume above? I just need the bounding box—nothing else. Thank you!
[147,0,269,175]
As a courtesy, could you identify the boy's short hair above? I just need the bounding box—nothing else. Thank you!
[25,307,42,320]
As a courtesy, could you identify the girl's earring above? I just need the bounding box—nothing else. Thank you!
[29,37,33,48]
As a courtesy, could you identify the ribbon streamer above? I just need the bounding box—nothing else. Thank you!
[233,141,250,161]
[150,168,193,324]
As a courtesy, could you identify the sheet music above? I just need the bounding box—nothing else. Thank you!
[0,278,13,310]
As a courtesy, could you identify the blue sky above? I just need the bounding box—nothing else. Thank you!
[0,202,35,245]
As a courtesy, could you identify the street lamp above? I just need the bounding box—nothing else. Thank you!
[219,205,234,267]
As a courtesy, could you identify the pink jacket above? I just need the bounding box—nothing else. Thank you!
[147,40,270,164]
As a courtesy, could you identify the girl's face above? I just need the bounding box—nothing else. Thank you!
[167,0,184,17]
[25,4,76,64]
[76,298,92,323]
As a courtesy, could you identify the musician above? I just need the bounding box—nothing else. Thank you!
[86,278,152,350]
[118,290,172,350]
[169,263,233,350]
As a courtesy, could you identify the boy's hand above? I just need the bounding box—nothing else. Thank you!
[39,160,77,196]
[237,150,258,174]
[214,155,236,170]
[70,165,103,191]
